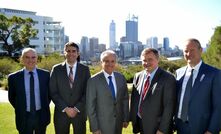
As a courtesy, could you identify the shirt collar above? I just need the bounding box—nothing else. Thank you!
[103,70,114,78]
[146,67,158,80]
[66,61,77,69]
[24,67,37,75]
[187,60,202,72]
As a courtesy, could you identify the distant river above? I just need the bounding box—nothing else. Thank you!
[167,56,183,61]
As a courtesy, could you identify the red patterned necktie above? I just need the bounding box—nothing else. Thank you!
[139,75,150,116]
[141,76,150,101]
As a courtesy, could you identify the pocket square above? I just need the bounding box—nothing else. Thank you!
[200,74,205,82]
[151,83,158,94]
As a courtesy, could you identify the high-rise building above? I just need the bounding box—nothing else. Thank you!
[0,8,68,54]
[163,37,170,51]
[109,20,116,50]
[146,37,158,49]
[126,15,138,42]
[89,37,99,57]
[80,36,89,60]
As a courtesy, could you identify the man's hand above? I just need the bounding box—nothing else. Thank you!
[204,131,212,134]
[123,122,129,128]
[65,107,78,118]
[156,130,163,134]
[93,130,101,134]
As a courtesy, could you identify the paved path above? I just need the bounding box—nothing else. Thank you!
[0,88,9,103]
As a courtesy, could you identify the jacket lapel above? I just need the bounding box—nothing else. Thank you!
[61,62,71,89]
[145,68,161,98]
[190,63,206,100]
[99,72,117,101]
[177,67,187,103]
[136,71,146,95]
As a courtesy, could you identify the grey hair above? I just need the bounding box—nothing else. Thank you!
[21,48,37,59]
[100,50,117,62]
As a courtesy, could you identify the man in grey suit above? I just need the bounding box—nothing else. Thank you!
[86,50,129,134]
[50,42,91,134]
[175,38,221,134]
[130,48,176,134]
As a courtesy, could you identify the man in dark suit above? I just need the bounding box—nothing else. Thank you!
[86,50,129,134]
[175,38,221,134]
[50,42,90,134]
[8,48,50,134]
[130,48,176,134]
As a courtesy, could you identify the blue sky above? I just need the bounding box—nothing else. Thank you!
[1,0,221,48]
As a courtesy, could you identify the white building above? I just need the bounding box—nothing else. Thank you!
[109,20,116,50]
[0,8,68,54]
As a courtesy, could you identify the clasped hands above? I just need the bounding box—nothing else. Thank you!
[65,107,78,118]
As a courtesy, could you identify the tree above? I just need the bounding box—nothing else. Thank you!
[0,14,37,56]
[202,25,221,69]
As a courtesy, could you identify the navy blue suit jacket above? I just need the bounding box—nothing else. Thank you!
[8,68,51,132]
[176,62,221,134]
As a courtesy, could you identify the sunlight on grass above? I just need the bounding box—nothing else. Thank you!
[1,103,220,134]
[0,103,132,134]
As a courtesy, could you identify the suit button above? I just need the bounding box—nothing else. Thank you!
[70,94,72,96]
[114,115,116,117]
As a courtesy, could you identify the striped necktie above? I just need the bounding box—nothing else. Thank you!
[69,66,74,88]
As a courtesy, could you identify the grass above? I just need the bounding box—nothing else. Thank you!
[0,102,132,134]
[1,103,220,134]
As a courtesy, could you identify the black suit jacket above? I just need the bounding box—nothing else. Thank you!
[49,62,90,121]
[8,68,51,132]
[130,68,176,134]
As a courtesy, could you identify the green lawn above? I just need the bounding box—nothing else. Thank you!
[0,102,132,134]
[1,103,220,134]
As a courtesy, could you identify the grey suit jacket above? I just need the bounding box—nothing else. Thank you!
[86,71,129,134]
[50,62,90,120]
[130,68,176,134]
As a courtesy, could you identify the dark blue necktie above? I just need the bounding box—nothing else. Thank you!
[181,69,194,122]
[29,71,36,113]
[108,76,116,100]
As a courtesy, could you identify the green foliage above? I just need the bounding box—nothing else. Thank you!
[37,53,65,71]
[0,57,22,79]
[159,60,182,74]
[0,57,22,90]
[0,14,37,55]
[0,55,185,89]
[202,25,221,69]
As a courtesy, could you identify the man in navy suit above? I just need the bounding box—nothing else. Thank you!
[175,38,221,134]
[8,48,50,134]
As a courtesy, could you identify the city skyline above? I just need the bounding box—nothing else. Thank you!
[1,0,221,48]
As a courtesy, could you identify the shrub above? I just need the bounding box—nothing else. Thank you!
[0,57,21,79]
[37,53,65,71]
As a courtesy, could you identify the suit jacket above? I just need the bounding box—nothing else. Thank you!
[176,62,221,134]
[86,71,129,134]
[49,62,90,121]
[8,68,51,132]
[130,68,176,134]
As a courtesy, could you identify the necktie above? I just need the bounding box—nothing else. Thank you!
[69,66,74,88]
[181,69,194,122]
[141,76,150,101]
[108,76,116,100]
[29,71,36,112]
[139,75,150,115]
